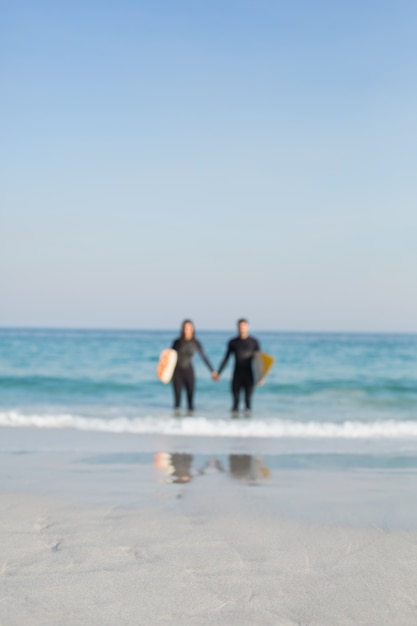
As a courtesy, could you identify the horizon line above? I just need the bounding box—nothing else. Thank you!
[0,325,416,336]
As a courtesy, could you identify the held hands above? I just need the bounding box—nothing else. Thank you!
[212,371,262,384]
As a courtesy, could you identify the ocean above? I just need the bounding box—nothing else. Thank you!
[1,328,417,455]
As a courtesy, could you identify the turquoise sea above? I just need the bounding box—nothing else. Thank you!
[1,328,417,457]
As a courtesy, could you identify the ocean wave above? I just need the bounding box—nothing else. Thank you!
[2,411,417,439]
[1,375,416,398]
[0,376,149,394]
[265,379,417,396]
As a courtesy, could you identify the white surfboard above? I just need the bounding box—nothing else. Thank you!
[156,349,178,384]
[254,352,274,383]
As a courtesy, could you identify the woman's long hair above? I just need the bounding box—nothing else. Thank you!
[180,319,195,340]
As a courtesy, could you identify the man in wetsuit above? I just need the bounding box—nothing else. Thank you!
[213,319,261,416]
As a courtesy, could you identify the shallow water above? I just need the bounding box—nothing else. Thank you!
[1,328,417,465]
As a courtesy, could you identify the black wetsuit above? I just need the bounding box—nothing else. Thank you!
[171,338,213,410]
[217,336,260,411]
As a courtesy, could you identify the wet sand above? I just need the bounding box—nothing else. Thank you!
[2,427,417,625]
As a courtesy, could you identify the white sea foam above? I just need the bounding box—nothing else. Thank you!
[1,411,417,439]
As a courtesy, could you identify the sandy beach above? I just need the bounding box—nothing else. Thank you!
[1,428,417,625]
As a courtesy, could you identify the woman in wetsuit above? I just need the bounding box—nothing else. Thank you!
[171,320,214,413]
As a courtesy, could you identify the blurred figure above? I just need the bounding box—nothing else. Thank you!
[171,320,215,413]
[213,319,261,416]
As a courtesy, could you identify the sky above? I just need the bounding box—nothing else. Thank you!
[1,0,417,332]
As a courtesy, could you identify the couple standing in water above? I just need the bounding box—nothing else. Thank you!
[171,318,261,416]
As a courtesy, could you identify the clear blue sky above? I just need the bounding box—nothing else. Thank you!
[2,0,416,331]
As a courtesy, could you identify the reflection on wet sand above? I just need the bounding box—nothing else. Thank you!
[229,454,270,481]
[154,453,193,483]
[154,453,270,484]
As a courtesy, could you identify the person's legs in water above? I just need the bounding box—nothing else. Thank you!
[183,367,195,412]
[172,370,183,410]
[232,373,242,414]
[244,379,254,414]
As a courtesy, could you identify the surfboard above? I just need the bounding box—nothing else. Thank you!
[254,352,274,383]
[157,349,178,384]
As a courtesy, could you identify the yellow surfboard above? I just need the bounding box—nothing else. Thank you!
[254,352,275,383]
[156,349,178,384]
